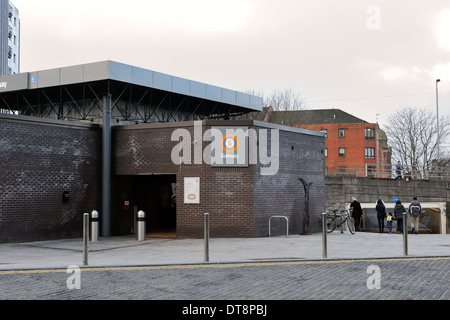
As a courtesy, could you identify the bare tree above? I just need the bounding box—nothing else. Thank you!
[239,89,306,125]
[383,106,450,179]
[265,89,306,111]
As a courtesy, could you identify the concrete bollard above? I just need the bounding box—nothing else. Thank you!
[137,210,146,241]
[322,212,327,258]
[91,210,99,242]
[83,213,89,265]
[403,211,408,256]
[204,213,210,262]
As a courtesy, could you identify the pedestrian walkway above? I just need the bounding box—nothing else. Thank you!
[1,232,449,270]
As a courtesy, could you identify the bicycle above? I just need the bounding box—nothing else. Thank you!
[326,209,356,234]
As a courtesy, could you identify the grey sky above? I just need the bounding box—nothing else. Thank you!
[11,0,450,126]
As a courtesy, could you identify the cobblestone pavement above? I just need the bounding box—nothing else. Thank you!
[1,257,449,302]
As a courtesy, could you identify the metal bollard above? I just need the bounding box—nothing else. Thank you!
[83,213,89,265]
[204,213,210,262]
[403,212,408,256]
[322,212,327,258]
[91,210,99,242]
[137,210,146,241]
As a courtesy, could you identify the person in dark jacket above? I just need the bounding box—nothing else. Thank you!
[395,161,402,179]
[409,196,422,234]
[393,200,406,233]
[375,199,387,233]
[350,197,363,231]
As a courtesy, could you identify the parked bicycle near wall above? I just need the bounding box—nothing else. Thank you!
[326,209,356,234]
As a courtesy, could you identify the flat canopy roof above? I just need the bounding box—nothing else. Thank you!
[0,60,263,112]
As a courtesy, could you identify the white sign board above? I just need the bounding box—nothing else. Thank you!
[211,126,249,167]
[184,177,200,204]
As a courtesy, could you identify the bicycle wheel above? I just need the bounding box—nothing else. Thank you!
[326,216,336,233]
[346,217,356,234]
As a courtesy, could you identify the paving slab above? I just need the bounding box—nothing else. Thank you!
[0,232,449,270]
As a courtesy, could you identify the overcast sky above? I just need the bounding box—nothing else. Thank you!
[11,0,450,126]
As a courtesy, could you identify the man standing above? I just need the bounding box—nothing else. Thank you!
[409,196,422,234]
[395,161,402,179]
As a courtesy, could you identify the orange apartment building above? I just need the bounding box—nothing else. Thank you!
[262,109,392,178]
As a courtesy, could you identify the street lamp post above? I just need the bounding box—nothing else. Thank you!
[436,79,440,179]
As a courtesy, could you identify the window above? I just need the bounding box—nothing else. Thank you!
[365,147,375,159]
[365,128,375,140]
[338,128,345,138]
[339,147,346,157]
[324,148,328,157]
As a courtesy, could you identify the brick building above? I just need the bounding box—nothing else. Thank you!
[254,108,391,178]
[0,0,20,75]
[114,120,325,238]
[0,61,325,243]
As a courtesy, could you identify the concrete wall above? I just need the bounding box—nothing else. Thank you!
[326,176,449,233]
[326,176,449,209]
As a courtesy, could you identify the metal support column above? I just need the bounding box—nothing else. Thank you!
[102,93,112,237]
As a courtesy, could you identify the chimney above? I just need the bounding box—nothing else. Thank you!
[263,106,273,122]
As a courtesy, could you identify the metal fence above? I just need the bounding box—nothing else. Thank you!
[325,162,450,181]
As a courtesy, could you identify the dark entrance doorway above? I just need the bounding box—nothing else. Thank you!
[114,175,176,237]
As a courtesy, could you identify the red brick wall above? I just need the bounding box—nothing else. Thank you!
[297,123,385,177]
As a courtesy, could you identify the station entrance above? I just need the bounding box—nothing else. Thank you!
[114,175,176,237]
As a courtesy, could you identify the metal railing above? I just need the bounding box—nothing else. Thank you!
[269,216,289,237]
[325,162,450,181]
